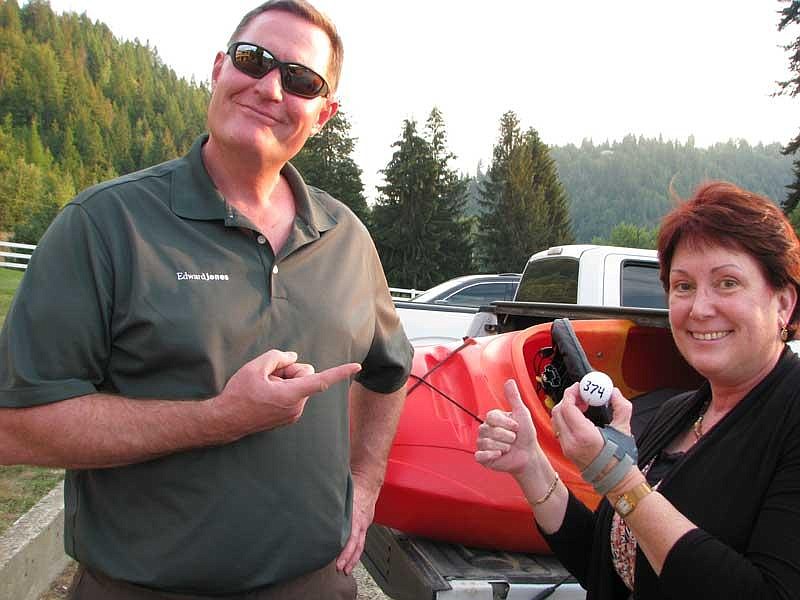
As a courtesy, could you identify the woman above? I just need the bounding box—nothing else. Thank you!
[476,181,800,599]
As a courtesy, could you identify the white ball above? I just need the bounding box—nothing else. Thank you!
[579,371,613,406]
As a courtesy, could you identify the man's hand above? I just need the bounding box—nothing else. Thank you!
[336,474,378,575]
[210,349,361,441]
[337,383,406,575]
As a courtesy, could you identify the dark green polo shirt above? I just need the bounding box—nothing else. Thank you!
[0,135,412,594]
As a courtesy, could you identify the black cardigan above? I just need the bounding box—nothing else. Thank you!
[543,348,800,599]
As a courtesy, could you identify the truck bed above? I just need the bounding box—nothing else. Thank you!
[487,301,670,334]
[363,525,585,600]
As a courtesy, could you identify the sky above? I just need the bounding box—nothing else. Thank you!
[41,0,798,201]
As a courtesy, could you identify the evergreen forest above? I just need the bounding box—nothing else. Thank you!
[0,0,209,241]
[547,137,789,243]
[0,0,797,286]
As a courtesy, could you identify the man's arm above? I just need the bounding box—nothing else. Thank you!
[0,350,360,469]
[336,380,406,574]
[0,392,220,469]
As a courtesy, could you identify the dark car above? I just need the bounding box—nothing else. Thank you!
[411,274,521,308]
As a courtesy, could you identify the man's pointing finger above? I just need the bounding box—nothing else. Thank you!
[288,362,362,397]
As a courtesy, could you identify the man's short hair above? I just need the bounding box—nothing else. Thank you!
[229,0,344,94]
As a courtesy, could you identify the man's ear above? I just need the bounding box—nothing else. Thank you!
[313,98,338,133]
[211,51,226,91]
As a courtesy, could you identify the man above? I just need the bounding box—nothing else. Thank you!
[0,1,412,598]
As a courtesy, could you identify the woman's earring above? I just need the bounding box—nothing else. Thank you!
[781,324,789,343]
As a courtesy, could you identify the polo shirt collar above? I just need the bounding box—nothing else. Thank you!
[171,135,338,239]
[171,135,227,221]
[281,160,337,236]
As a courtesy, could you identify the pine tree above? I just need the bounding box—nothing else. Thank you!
[0,1,21,99]
[478,111,574,272]
[511,128,573,256]
[424,107,474,279]
[371,119,431,289]
[3,158,46,240]
[0,115,23,232]
[372,110,473,289]
[109,110,134,174]
[11,163,71,243]
[291,111,369,224]
[0,0,22,31]
[26,116,52,167]
[477,111,522,271]
[777,0,800,214]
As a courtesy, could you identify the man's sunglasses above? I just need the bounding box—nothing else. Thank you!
[226,42,330,99]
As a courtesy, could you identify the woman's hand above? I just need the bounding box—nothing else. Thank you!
[475,379,540,475]
[551,382,633,470]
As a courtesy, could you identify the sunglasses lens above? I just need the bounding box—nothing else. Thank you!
[283,64,326,98]
[228,42,329,98]
[232,44,272,77]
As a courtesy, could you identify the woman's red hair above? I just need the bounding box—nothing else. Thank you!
[657,181,800,336]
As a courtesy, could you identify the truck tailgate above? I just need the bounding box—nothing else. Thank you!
[363,524,586,600]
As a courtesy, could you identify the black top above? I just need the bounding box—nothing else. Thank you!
[646,449,684,487]
[543,348,800,600]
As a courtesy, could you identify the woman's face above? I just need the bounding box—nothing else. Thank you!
[667,240,796,391]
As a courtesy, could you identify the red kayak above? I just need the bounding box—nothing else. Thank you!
[373,319,702,553]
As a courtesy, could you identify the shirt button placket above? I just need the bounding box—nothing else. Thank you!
[255,234,275,294]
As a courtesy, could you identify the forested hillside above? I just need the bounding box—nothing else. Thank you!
[466,136,793,242]
[0,0,210,241]
[551,136,794,241]
[0,0,794,253]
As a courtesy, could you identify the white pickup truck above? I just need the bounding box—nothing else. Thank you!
[514,244,662,307]
[396,245,664,344]
[469,244,663,337]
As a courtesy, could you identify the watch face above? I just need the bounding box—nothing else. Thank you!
[617,498,633,515]
[615,482,652,516]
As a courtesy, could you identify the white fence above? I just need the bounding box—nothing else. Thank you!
[0,241,35,270]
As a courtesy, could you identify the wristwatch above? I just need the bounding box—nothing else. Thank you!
[614,481,652,517]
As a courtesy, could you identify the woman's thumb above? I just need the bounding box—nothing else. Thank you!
[504,379,528,417]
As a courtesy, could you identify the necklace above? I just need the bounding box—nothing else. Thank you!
[693,402,710,440]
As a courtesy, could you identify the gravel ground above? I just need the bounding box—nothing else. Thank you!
[353,562,391,600]
[39,560,391,599]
